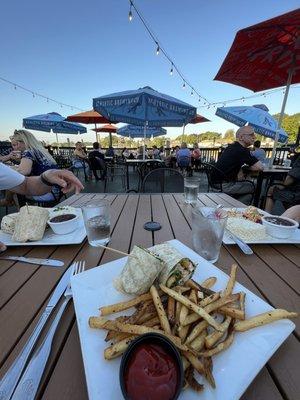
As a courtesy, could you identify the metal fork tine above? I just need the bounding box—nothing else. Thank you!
[72,261,78,276]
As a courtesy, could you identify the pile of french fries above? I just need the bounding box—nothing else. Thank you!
[89,264,297,393]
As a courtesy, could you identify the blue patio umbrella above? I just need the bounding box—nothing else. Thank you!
[117,124,167,139]
[215,104,288,143]
[23,112,87,143]
[93,86,196,158]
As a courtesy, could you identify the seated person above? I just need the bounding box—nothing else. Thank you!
[177,142,191,168]
[251,140,266,163]
[152,145,160,159]
[0,130,61,205]
[211,126,263,203]
[137,146,147,159]
[191,143,201,170]
[265,155,300,213]
[73,142,92,180]
[88,142,106,180]
[105,146,115,158]
[121,147,130,159]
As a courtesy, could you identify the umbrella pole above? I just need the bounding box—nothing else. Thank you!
[182,124,186,142]
[143,123,147,160]
[109,132,112,147]
[269,67,294,166]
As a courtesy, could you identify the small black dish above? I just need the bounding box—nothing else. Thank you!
[143,221,162,231]
[120,333,184,400]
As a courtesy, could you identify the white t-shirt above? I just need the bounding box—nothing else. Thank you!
[0,163,25,190]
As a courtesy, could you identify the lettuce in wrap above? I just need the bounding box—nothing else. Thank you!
[152,243,197,287]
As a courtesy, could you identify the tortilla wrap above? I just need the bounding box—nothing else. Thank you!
[12,206,49,242]
[151,243,197,287]
[114,246,165,295]
[1,213,19,234]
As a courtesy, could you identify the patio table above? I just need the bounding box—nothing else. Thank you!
[0,193,299,400]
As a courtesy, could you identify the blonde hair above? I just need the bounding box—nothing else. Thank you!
[10,130,56,164]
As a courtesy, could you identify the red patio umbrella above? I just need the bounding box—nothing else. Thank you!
[92,124,118,147]
[214,8,300,163]
[181,113,210,138]
[66,110,112,141]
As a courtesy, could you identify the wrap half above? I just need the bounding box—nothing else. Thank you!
[1,212,19,234]
[152,243,197,287]
[12,206,49,242]
[114,246,165,295]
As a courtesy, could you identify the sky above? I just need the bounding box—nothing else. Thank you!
[0,0,299,143]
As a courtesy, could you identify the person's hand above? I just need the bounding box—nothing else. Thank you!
[42,169,84,194]
[0,241,7,252]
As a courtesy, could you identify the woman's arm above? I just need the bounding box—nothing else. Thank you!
[17,158,33,176]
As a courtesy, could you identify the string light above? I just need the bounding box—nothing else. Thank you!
[191,90,194,96]
[156,42,160,55]
[0,76,83,111]
[182,81,186,89]
[128,1,133,21]
[170,64,173,75]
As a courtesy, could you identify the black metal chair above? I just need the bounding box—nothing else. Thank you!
[202,162,256,204]
[142,168,184,193]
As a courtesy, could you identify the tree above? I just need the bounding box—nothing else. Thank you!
[273,112,300,143]
[198,131,221,142]
[224,129,235,142]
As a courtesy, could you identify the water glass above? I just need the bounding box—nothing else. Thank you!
[192,207,227,263]
[82,201,111,246]
[184,177,200,204]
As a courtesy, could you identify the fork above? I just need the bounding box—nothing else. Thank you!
[11,261,85,400]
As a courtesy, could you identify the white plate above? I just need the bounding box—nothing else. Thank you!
[71,239,295,400]
[202,207,300,244]
[0,208,86,246]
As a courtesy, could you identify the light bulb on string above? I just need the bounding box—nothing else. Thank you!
[156,43,160,55]
[191,90,194,96]
[32,92,35,98]
[47,98,49,103]
[182,81,186,89]
[198,97,201,102]
[242,97,245,103]
[128,1,133,21]
[170,64,173,75]
[14,85,17,90]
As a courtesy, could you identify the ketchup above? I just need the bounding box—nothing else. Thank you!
[124,343,179,400]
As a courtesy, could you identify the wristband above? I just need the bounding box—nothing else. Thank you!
[40,172,53,187]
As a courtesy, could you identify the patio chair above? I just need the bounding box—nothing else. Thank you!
[142,168,184,193]
[104,163,127,192]
[203,162,256,204]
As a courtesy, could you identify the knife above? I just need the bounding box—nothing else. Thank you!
[0,263,74,400]
[225,228,253,255]
[0,256,64,267]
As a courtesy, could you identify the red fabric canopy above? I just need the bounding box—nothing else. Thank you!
[190,114,210,124]
[92,124,117,133]
[66,110,111,124]
[214,9,300,91]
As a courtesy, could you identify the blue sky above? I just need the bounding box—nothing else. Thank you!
[0,0,299,143]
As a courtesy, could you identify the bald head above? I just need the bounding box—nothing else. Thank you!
[236,126,255,147]
[236,126,255,139]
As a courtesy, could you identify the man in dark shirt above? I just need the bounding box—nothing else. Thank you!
[211,126,263,203]
[88,142,106,180]
[265,155,300,212]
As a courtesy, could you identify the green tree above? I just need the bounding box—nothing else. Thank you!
[198,131,221,142]
[273,112,300,143]
[224,129,235,142]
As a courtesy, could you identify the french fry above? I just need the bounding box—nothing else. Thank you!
[160,284,223,331]
[190,330,207,351]
[181,355,190,371]
[234,309,298,332]
[182,295,237,326]
[178,324,189,342]
[175,301,182,323]
[201,329,234,357]
[219,306,245,320]
[203,356,216,388]
[150,285,171,334]
[89,317,194,353]
[182,351,205,375]
[186,279,216,296]
[104,336,136,359]
[199,292,220,308]
[185,320,208,344]
[179,305,189,325]
[99,292,153,315]
[201,277,217,289]
[189,289,198,304]
[240,292,246,313]
[185,365,204,392]
[222,264,237,297]
[167,296,176,326]
[205,316,232,349]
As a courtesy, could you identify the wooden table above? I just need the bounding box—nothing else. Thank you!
[0,193,299,400]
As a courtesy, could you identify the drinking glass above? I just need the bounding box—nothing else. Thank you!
[184,177,200,204]
[82,201,110,246]
[192,207,227,263]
